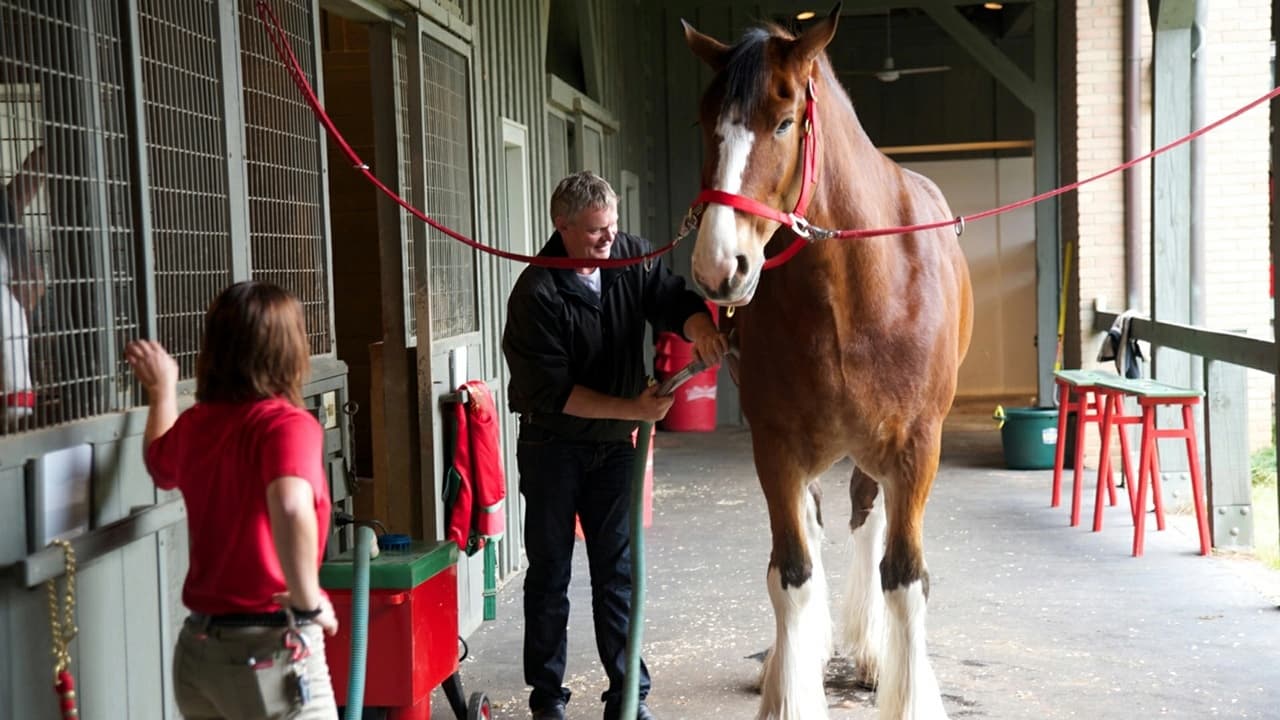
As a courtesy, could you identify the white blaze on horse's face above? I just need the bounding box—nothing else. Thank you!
[692,112,767,306]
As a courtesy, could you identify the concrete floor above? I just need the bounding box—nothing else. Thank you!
[437,420,1280,719]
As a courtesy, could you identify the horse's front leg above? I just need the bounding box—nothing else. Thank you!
[839,466,886,688]
[878,429,949,720]
[755,449,832,720]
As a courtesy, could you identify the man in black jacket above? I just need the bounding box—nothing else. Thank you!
[503,171,725,720]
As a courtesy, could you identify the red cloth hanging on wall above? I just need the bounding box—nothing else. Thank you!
[446,380,506,554]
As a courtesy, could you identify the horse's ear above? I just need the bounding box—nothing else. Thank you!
[682,19,729,71]
[792,3,841,64]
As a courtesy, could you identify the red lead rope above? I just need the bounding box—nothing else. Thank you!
[254,1,684,271]
[256,1,1280,273]
[823,81,1280,242]
[696,75,1280,269]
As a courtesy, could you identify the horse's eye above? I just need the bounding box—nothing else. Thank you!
[775,118,794,136]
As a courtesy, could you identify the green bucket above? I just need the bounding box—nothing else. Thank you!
[996,406,1060,470]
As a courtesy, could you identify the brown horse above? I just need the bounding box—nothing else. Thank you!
[682,7,973,719]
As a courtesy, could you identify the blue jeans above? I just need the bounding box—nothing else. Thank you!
[518,426,650,712]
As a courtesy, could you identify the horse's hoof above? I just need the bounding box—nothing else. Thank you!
[853,668,878,691]
[824,655,878,692]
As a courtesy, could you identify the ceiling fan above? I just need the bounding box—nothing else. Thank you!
[842,12,951,83]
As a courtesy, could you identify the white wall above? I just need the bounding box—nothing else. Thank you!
[905,157,1038,400]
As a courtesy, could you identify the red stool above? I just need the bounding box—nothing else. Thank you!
[1091,387,1140,532]
[1051,370,1119,527]
[1092,376,1210,557]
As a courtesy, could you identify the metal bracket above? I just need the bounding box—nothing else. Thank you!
[440,388,470,406]
[1211,503,1254,549]
[789,214,834,241]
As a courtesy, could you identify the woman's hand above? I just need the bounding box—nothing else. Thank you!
[125,340,178,397]
[273,591,340,637]
[126,340,180,451]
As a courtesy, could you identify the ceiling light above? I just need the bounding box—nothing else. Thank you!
[796,10,816,21]
[983,2,1004,8]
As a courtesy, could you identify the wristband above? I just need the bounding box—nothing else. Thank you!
[291,606,322,620]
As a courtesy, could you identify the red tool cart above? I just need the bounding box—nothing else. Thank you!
[321,538,490,719]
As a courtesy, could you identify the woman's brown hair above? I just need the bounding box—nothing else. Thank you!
[195,281,310,407]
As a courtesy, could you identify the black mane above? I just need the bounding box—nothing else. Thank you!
[722,27,780,116]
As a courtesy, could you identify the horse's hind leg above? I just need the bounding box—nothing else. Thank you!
[878,430,949,720]
[756,455,832,720]
[839,467,885,688]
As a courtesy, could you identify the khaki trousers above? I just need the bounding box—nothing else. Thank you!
[173,620,338,720]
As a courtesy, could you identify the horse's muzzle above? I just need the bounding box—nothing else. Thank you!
[697,261,760,307]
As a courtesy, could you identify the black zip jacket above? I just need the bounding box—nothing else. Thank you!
[502,231,709,441]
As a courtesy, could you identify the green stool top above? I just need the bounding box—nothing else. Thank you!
[321,539,458,590]
[1053,369,1109,386]
[1091,375,1204,398]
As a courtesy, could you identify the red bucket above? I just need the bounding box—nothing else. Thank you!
[654,331,718,432]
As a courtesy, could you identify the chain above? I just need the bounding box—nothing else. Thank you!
[45,539,77,680]
[343,400,360,496]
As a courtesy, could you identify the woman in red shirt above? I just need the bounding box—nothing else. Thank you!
[127,281,339,719]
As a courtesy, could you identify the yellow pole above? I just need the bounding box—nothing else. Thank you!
[1054,241,1073,372]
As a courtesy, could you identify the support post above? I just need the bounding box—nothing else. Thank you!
[1271,0,1280,559]
[1032,0,1059,406]
[1203,360,1253,548]
[1150,0,1197,495]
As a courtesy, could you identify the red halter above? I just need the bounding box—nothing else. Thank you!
[690,79,822,271]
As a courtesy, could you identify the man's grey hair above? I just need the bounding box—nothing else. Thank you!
[550,171,617,223]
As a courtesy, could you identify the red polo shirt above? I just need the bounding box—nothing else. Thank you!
[145,397,330,615]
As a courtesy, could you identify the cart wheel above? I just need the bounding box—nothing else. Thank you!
[466,691,491,720]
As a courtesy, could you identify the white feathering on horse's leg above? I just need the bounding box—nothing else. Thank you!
[840,492,886,686]
[758,489,831,720]
[805,486,834,662]
[878,581,948,720]
[758,567,832,720]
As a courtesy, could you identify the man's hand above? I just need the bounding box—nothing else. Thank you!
[125,340,178,398]
[632,384,676,422]
[684,312,728,367]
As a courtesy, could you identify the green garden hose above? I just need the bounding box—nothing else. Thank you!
[620,357,714,718]
[342,525,375,720]
[619,419,654,720]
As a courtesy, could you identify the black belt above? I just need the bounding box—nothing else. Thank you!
[187,611,310,628]
[518,419,561,441]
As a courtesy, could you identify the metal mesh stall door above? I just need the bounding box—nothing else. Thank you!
[238,0,330,355]
[97,0,142,415]
[0,0,142,431]
[139,0,233,379]
[421,34,476,341]
[395,29,417,341]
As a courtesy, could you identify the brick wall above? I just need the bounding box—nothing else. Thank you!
[1069,0,1273,452]
[1073,0,1128,371]
[1202,0,1273,451]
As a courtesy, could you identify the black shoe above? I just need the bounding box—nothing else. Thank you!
[603,701,655,720]
[532,701,567,720]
